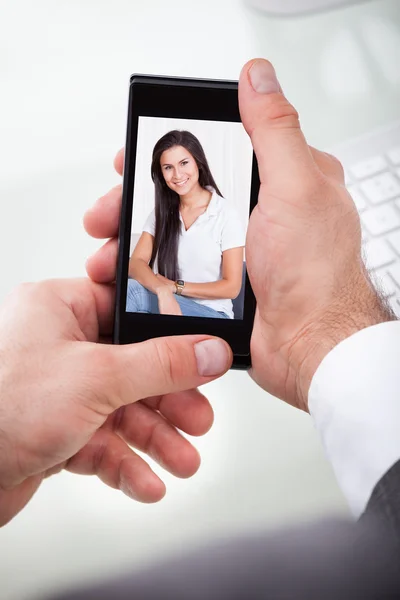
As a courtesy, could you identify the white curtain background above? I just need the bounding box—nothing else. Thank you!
[130,116,253,253]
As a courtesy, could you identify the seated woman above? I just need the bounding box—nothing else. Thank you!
[126,130,245,319]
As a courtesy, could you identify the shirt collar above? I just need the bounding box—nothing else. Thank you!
[204,186,219,217]
[178,187,220,225]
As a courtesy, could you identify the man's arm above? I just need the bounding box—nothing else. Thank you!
[309,321,400,521]
[361,458,400,538]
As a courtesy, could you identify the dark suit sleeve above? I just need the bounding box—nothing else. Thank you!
[360,458,400,544]
[47,506,400,600]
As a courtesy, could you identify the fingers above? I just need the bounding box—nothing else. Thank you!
[238,59,320,196]
[0,475,43,526]
[66,279,117,339]
[87,336,232,412]
[110,400,202,478]
[75,280,114,339]
[15,278,116,342]
[83,147,124,242]
[66,428,166,503]
[83,184,122,240]
[86,238,118,284]
[143,388,213,437]
[114,148,124,176]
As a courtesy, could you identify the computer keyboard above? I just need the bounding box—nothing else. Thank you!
[330,121,400,318]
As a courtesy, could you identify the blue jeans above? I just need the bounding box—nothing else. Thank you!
[126,279,230,319]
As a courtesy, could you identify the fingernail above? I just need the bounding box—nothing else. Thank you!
[249,59,280,94]
[194,339,230,377]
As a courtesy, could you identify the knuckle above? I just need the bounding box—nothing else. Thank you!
[311,148,345,183]
[150,338,176,385]
[94,192,108,210]
[263,96,300,129]
[149,338,194,388]
[14,280,54,302]
[92,435,109,475]
[324,151,342,168]
[97,184,121,206]
[324,152,345,180]
[81,344,121,414]
[111,183,123,195]
[13,281,37,298]
[299,170,330,201]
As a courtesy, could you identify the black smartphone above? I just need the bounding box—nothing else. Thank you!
[113,75,259,369]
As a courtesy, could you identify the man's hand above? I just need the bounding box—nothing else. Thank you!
[84,59,393,416]
[238,59,393,410]
[0,279,231,526]
[157,286,183,315]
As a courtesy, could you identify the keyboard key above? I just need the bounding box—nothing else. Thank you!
[349,156,387,179]
[387,231,400,256]
[387,263,400,288]
[363,239,396,270]
[375,269,397,296]
[361,204,400,236]
[387,146,400,165]
[347,185,367,212]
[360,173,400,204]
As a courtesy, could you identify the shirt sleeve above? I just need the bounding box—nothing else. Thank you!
[308,320,400,517]
[143,209,156,237]
[221,204,246,252]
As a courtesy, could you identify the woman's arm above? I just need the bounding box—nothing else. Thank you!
[129,232,182,315]
[181,247,244,300]
[129,232,171,294]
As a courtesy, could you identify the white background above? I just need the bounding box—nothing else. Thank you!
[0,0,399,599]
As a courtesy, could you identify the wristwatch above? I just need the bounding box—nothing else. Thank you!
[175,280,185,296]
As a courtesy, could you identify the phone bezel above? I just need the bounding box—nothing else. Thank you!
[114,75,259,369]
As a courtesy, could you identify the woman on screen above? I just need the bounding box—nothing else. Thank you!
[126,130,245,319]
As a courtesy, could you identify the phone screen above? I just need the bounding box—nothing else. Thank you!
[115,76,258,367]
[126,116,253,321]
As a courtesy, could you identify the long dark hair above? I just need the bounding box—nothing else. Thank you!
[149,130,223,281]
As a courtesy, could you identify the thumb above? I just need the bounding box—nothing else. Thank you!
[91,336,232,410]
[239,59,318,194]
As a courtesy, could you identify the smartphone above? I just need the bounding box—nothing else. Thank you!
[113,75,259,369]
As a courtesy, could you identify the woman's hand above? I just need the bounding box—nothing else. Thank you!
[157,285,183,316]
[156,274,176,293]
[0,279,231,526]
[153,274,183,314]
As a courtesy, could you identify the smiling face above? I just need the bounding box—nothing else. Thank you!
[160,145,200,196]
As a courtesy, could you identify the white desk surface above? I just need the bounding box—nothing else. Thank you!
[0,1,399,599]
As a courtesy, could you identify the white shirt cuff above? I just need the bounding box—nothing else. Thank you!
[308,321,400,517]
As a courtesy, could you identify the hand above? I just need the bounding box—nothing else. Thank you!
[84,58,393,416]
[238,59,393,410]
[0,279,231,526]
[156,285,183,315]
[156,274,176,293]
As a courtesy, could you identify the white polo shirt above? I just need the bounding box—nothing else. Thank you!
[143,189,246,318]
